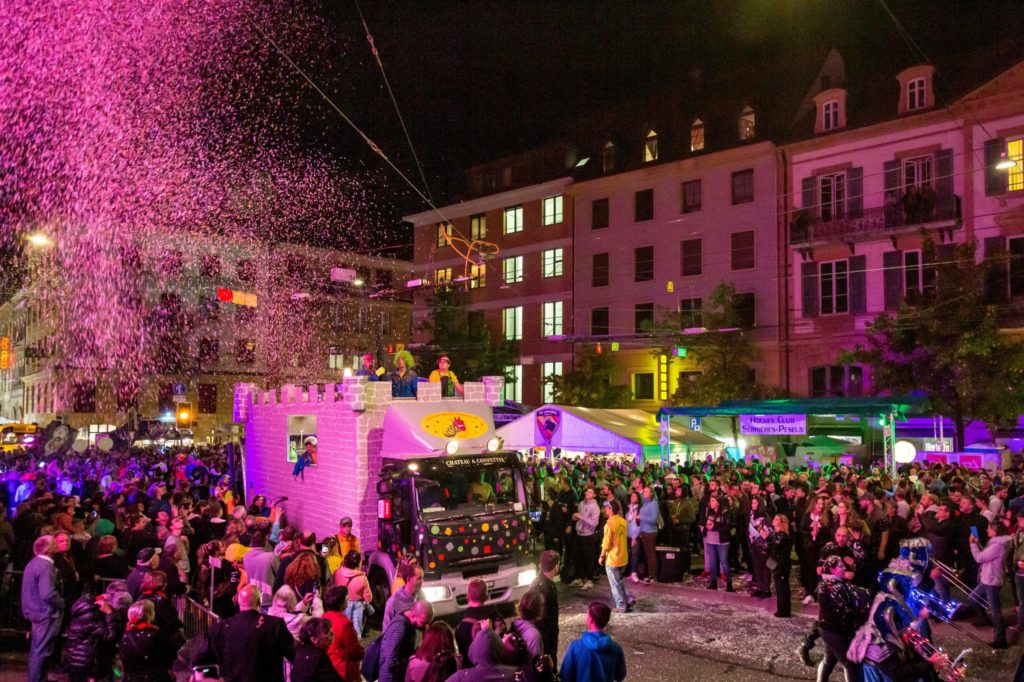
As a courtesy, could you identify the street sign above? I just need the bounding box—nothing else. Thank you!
[740,414,807,436]
[173,395,188,403]
[689,417,701,432]
[172,383,186,396]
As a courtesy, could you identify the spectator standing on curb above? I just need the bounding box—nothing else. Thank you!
[22,535,64,682]
[599,500,634,613]
[559,602,627,682]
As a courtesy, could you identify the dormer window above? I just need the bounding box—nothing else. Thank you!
[690,119,705,152]
[644,130,659,162]
[896,66,935,115]
[813,88,847,134]
[739,107,756,141]
[823,101,840,130]
[907,78,926,111]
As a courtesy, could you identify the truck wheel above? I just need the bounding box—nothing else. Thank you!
[367,567,390,628]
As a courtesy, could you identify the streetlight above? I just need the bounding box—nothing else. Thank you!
[25,232,53,248]
[996,153,1017,170]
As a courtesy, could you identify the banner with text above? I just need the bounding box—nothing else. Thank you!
[740,414,807,436]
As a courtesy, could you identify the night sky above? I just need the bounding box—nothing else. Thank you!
[302,0,1024,225]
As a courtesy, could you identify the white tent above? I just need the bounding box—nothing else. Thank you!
[496,404,723,463]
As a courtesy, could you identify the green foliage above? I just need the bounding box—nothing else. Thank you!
[652,282,781,406]
[550,350,632,407]
[419,286,519,383]
[843,240,1024,449]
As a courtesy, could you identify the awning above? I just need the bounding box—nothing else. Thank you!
[496,404,723,460]
[658,395,930,418]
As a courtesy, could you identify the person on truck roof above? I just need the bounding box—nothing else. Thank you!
[389,351,418,398]
[355,353,380,381]
[428,354,464,397]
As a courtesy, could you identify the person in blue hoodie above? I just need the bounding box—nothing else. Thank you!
[637,487,661,582]
[559,601,626,682]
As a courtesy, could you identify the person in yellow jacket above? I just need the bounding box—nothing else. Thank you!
[335,517,360,560]
[599,499,635,613]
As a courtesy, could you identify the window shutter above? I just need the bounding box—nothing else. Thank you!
[847,167,864,218]
[984,138,1007,196]
[935,148,954,205]
[801,261,819,317]
[802,177,815,211]
[983,236,1008,304]
[849,255,867,314]
[883,160,900,194]
[883,251,904,311]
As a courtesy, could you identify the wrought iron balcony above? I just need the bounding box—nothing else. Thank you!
[791,193,960,244]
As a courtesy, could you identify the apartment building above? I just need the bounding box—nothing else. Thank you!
[406,144,575,406]
[784,53,1024,396]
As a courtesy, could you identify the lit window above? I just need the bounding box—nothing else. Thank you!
[542,301,563,337]
[907,78,926,111]
[503,306,523,341]
[504,365,523,403]
[1008,138,1023,192]
[603,142,616,172]
[436,223,452,248]
[542,362,563,403]
[823,100,840,130]
[644,130,659,162]
[434,267,452,286]
[820,260,849,314]
[542,249,563,278]
[819,172,846,221]
[503,206,523,234]
[469,263,486,289]
[690,119,704,152]
[470,214,486,240]
[739,106,755,141]
[543,196,564,225]
[503,256,523,284]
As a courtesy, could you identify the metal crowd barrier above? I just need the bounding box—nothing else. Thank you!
[0,570,29,633]
[177,594,219,665]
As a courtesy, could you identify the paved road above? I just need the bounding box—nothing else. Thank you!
[553,577,1023,681]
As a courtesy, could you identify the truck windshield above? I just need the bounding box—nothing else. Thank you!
[415,461,523,520]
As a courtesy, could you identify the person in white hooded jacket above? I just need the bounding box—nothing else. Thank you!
[969,522,1012,648]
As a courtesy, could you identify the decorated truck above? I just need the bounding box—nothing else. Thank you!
[234,375,537,617]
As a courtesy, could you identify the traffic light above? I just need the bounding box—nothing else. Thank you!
[176,402,193,428]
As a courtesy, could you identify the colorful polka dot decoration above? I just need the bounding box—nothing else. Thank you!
[422,514,530,567]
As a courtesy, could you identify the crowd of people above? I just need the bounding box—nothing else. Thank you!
[7,438,1024,681]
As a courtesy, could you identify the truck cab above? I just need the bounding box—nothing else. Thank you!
[367,406,537,617]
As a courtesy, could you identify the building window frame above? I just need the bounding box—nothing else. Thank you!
[681,238,702,276]
[731,169,754,204]
[543,195,564,225]
[634,302,654,334]
[504,364,523,403]
[542,301,563,338]
[503,206,524,234]
[542,361,563,403]
[634,245,654,282]
[634,188,654,222]
[823,100,840,130]
[819,172,847,221]
[680,298,702,329]
[902,154,934,190]
[730,230,755,271]
[592,197,609,230]
[681,179,702,213]
[592,252,609,287]
[644,130,659,163]
[907,77,927,111]
[542,248,563,278]
[502,306,523,341]
[503,256,524,284]
[470,214,486,240]
[690,120,704,152]
[820,260,850,315]
[436,223,452,248]
[633,372,655,401]
[591,307,610,336]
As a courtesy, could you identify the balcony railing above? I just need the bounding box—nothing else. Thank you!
[791,193,960,244]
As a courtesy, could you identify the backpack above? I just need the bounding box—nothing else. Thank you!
[361,624,391,682]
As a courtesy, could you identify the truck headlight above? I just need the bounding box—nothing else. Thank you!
[421,586,450,603]
[517,568,537,586]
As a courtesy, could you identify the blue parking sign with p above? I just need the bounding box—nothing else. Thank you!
[689,417,701,432]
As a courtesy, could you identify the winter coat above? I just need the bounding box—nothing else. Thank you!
[323,610,363,682]
[445,629,518,682]
[291,644,343,682]
[701,509,732,545]
[971,535,1012,587]
[64,595,121,676]
[119,625,177,682]
[559,630,627,682]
